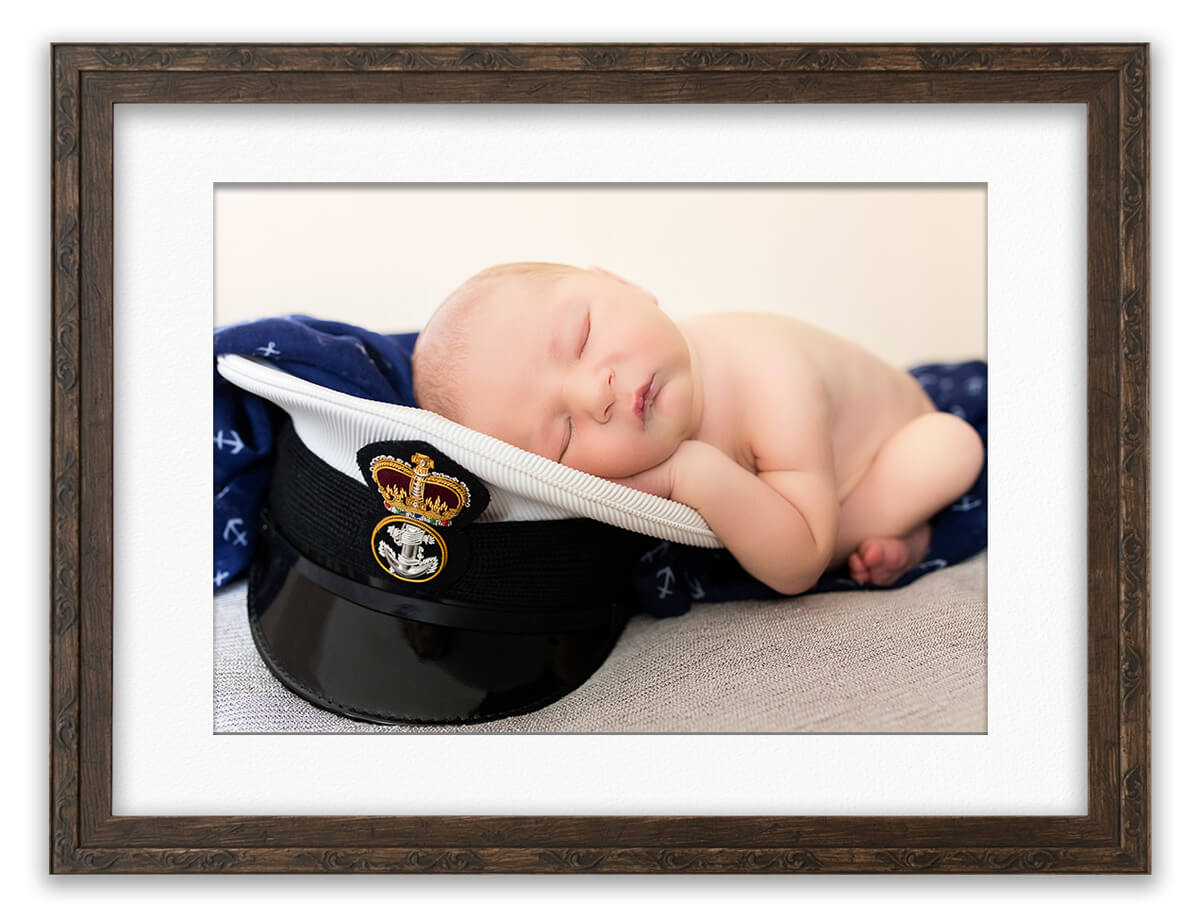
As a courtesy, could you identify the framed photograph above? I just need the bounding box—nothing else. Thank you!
[51,43,1149,872]
[212,182,988,735]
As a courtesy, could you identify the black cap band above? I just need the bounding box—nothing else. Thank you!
[258,519,627,633]
[266,423,655,613]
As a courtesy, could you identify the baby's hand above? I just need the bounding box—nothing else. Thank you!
[607,447,691,500]
[609,458,676,499]
[607,441,711,500]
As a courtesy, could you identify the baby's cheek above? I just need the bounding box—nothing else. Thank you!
[655,379,688,424]
[574,437,649,479]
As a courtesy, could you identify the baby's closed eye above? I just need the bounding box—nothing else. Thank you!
[577,309,590,356]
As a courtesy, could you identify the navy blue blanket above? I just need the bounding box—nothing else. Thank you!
[214,317,986,617]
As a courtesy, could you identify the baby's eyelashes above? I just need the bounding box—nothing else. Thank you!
[578,310,591,356]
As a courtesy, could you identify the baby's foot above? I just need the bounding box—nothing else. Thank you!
[847,524,932,586]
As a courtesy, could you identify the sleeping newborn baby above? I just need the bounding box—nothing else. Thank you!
[412,261,984,595]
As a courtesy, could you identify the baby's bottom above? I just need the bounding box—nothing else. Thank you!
[831,411,984,583]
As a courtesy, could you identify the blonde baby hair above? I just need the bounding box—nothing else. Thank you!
[412,261,582,420]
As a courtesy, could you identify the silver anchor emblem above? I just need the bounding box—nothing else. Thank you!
[378,522,441,578]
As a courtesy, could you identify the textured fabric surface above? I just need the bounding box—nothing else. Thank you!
[215,552,986,733]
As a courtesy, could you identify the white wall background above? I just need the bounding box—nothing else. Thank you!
[216,183,985,368]
[12,0,1191,915]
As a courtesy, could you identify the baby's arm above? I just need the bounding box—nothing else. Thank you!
[625,440,839,595]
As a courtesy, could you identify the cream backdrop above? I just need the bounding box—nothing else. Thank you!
[215,184,985,369]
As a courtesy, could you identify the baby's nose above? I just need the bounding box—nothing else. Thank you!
[571,366,615,423]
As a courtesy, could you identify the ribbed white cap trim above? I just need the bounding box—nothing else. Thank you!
[217,355,721,548]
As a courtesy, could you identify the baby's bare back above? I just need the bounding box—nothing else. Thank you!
[680,312,934,500]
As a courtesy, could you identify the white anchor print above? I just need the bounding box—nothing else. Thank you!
[656,566,676,599]
[223,517,248,546]
[213,429,245,454]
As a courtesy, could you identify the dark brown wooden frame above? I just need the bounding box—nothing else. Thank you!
[50,42,1149,873]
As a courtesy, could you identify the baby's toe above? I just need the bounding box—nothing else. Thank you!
[848,552,868,583]
[860,539,886,568]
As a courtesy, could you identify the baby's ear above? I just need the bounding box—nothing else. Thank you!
[587,265,658,305]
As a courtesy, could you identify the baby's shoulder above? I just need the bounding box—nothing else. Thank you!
[681,312,822,385]
[683,312,831,453]
[680,311,800,341]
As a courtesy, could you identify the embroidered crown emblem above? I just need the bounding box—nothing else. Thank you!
[370,453,470,525]
[364,451,477,583]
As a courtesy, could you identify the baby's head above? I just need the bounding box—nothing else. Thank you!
[413,261,702,479]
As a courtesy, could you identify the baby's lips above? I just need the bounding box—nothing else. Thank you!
[632,375,655,420]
